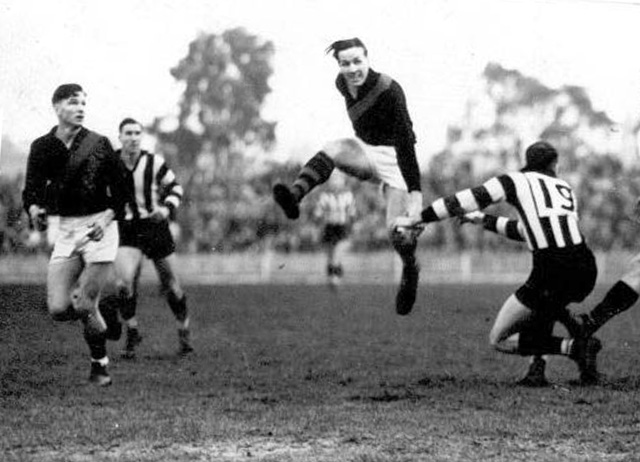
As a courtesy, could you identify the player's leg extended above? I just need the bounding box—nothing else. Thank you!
[579,253,640,336]
[273,138,372,219]
[154,254,193,356]
[386,186,420,316]
[116,246,144,359]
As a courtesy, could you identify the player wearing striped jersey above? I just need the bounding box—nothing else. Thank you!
[396,141,602,385]
[99,118,192,358]
[314,173,357,288]
[273,38,423,315]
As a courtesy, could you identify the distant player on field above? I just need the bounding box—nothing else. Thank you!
[396,141,602,385]
[313,173,357,288]
[272,37,423,315]
[98,118,193,359]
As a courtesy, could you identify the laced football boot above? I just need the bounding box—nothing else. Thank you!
[517,356,549,387]
[89,362,112,387]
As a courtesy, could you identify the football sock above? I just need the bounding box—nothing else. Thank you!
[119,295,137,322]
[517,334,563,356]
[589,280,639,329]
[291,151,335,201]
[91,356,109,367]
[84,331,107,361]
[560,339,573,356]
[168,293,189,325]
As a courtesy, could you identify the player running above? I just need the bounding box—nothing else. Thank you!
[395,141,602,385]
[98,118,192,359]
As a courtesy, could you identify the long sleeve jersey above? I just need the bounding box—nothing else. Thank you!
[22,126,128,220]
[421,170,585,251]
[336,69,421,192]
[121,150,184,221]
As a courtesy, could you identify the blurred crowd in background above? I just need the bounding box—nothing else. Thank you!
[0,148,638,256]
[2,31,640,257]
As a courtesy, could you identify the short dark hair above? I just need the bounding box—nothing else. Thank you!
[51,83,84,105]
[119,117,141,133]
[522,141,558,172]
[326,38,368,60]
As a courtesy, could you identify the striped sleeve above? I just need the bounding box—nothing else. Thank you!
[482,214,525,242]
[155,158,183,211]
[421,176,508,223]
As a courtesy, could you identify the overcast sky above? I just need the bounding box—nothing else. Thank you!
[1,0,640,167]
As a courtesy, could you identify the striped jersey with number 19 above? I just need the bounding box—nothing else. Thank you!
[421,171,583,252]
[121,150,184,221]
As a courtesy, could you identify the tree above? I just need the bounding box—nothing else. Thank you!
[150,27,276,251]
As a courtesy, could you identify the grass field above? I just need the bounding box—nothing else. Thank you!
[2,281,640,461]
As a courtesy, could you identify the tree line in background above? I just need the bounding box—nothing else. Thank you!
[1,27,639,255]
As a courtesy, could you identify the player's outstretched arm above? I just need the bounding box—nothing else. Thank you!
[458,212,525,242]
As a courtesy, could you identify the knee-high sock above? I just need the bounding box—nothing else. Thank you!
[589,280,639,328]
[291,151,334,201]
[517,317,562,356]
[119,295,137,322]
[84,331,107,361]
[168,292,188,323]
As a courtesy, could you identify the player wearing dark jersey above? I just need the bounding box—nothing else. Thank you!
[397,141,602,385]
[272,38,423,315]
[22,83,129,386]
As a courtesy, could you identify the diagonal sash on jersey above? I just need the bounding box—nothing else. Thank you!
[347,73,393,124]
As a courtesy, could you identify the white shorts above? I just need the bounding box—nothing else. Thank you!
[50,211,119,263]
[354,138,407,191]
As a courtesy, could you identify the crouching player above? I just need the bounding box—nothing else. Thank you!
[395,141,602,385]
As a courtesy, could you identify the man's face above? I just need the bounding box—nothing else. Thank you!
[337,46,370,88]
[119,123,143,153]
[54,92,86,127]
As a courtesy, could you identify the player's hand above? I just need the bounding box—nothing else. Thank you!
[457,211,485,226]
[85,209,114,242]
[407,191,423,220]
[28,204,48,231]
[394,215,422,231]
[149,206,170,223]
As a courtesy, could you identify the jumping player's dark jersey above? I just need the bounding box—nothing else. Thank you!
[421,170,583,252]
[335,69,421,192]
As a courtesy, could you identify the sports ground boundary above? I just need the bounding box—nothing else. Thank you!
[0,249,628,285]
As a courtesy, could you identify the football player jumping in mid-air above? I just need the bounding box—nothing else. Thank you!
[273,38,423,315]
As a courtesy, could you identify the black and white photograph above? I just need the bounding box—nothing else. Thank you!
[2,0,640,460]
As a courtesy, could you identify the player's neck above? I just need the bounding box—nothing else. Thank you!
[122,148,141,168]
[55,124,81,148]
